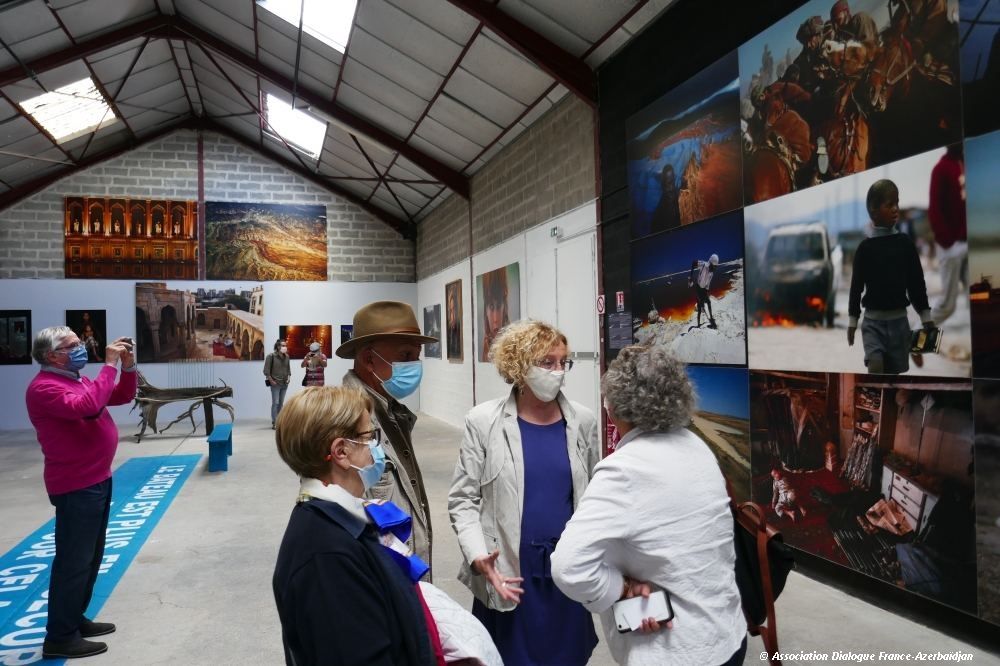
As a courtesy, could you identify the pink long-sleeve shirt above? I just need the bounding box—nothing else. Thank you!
[25,365,138,495]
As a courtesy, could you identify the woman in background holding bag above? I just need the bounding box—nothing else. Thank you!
[551,344,746,666]
[264,340,291,429]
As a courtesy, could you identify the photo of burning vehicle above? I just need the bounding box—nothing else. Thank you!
[745,145,971,377]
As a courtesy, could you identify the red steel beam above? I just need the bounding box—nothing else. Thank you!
[443,0,596,106]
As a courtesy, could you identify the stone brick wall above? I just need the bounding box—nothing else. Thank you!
[0,130,414,281]
[417,95,595,280]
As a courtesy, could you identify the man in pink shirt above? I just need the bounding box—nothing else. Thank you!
[25,326,136,660]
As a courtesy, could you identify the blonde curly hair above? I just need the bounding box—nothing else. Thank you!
[489,319,569,386]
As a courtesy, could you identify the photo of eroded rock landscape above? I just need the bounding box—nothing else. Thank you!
[206,202,327,281]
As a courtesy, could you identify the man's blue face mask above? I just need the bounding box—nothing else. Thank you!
[59,344,89,371]
[371,349,422,400]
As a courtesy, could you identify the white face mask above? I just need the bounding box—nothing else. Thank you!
[524,366,565,403]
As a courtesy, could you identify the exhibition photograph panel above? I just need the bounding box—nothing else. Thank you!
[744,146,972,377]
[687,365,751,502]
[738,0,962,206]
[279,324,333,359]
[66,309,108,363]
[476,263,520,363]
[626,51,743,238]
[749,370,976,615]
[135,282,264,363]
[445,280,463,362]
[205,202,328,282]
[423,304,442,359]
[632,210,747,366]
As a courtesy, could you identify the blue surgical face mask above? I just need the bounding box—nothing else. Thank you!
[372,350,422,400]
[64,344,89,371]
[348,438,386,491]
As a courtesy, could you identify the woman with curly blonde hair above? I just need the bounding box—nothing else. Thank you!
[551,344,746,666]
[449,319,600,665]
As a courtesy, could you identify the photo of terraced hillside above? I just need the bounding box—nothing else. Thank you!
[205,202,327,281]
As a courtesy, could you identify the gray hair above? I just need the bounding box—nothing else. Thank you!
[32,326,74,365]
[601,344,694,432]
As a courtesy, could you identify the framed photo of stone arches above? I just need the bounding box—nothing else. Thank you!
[135,282,264,363]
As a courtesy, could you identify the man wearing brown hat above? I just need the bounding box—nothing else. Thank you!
[337,301,437,571]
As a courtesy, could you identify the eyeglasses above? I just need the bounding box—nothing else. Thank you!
[350,428,382,446]
[536,358,574,372]
[53,343,84,354]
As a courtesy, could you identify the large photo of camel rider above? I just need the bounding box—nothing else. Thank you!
[740,0,962,205]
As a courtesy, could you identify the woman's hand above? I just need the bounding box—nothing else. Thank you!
[473,550,524,604]
[621,576,673,633]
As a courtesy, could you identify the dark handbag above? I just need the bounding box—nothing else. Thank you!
[301,375,308,387]
[728,483,794,666]
[264,379,271,387]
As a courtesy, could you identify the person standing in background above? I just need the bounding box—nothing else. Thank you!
[928,144,967,326]
[264,339,291,429]
[25,327,136,660]
[302,341,327,387]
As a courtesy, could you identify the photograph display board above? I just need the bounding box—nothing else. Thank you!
[205,202,328,281]
[960,0,1000,138]
[135,282,264,363]
[739,0,961,205]
[625,51,743,237]
[0,310,30,365]
[64,197,199,279]
[445,280,463,361]
[475,264,520,362]
[279,325,333,359]
[687,366,750,502]
[632,210,746,365]
[618,0,997,623]
[66,309,107,363]
[423,304,441,359]
[966,129,1000,378]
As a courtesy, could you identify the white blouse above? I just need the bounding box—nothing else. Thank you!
[551,428,746,666]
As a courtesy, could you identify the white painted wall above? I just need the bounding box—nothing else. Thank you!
[417,201,599,428]
[0,280,417,431]
[416,261,475,428]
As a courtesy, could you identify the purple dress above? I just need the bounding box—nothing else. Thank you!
[472,418,598,665]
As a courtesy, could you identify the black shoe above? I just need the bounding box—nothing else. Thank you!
[80,618,116,637]
[42,637,108,659]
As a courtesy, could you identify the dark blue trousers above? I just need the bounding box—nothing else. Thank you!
[46,478,112,642]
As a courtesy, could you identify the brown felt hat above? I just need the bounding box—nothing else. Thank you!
[335,301,437,359]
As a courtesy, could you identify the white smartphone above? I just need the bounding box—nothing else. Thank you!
[612,589,674,634]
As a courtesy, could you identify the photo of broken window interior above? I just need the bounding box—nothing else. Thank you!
[750,370,976,614]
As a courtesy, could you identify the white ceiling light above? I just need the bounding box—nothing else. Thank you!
[18,77,118,143]
[256,0,358,54]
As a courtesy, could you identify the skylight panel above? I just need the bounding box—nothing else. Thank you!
[257,0,358,53]
[264,94,327,159]
[18,77,118,143]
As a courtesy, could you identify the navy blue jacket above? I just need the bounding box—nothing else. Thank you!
[272,498,434,666]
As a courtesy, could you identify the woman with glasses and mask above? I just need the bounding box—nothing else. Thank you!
[448,319,601,665]
[25,326,136,660]
[272,385,437,665]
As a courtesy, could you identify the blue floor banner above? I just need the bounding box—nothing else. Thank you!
[0,455,201,665]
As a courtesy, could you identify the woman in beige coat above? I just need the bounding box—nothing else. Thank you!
[448,319,601,665]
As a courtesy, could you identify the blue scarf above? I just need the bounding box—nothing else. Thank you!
[364,500,430,583]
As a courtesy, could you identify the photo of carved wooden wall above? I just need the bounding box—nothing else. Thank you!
[64,196,199,279]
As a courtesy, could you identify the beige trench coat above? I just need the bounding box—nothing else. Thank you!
[448,388,600,611]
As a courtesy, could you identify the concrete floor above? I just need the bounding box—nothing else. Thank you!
[1,415,998,666]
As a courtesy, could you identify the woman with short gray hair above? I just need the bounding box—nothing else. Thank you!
[551,344,746,666]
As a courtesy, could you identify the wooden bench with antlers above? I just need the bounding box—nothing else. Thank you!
[131,371,235,442]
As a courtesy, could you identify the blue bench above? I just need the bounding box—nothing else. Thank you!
[206,423,233,472]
